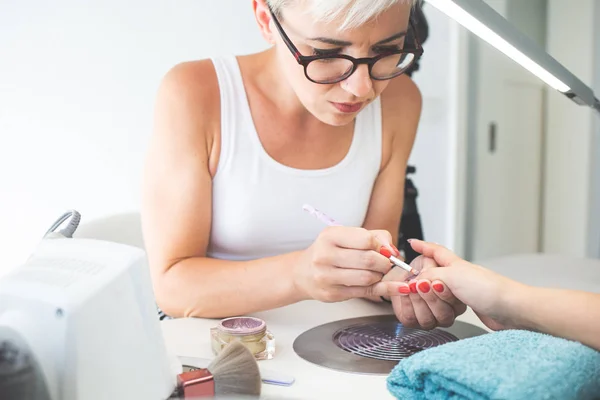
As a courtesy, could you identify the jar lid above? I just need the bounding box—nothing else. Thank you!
[218,316,266,335]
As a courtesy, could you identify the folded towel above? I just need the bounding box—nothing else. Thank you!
[387,329,600,400]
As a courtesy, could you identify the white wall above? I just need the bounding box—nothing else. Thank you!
[0,0,267,273]
[543,0,598,257]
[0,1,459,274]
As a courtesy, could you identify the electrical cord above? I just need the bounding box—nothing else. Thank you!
[43,210,81,239]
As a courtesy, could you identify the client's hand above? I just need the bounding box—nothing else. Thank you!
[403,239,525,331]
[293,226,405,303]
[383,255,467,330]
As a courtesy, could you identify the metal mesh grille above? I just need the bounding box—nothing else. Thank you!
[332,321,458,361]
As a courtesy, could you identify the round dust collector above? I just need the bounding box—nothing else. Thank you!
[293,314,488,374]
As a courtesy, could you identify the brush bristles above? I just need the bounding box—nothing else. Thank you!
[208,341,262,397]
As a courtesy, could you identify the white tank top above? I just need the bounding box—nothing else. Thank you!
[206,55,383,261]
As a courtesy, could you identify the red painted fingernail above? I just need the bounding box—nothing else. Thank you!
[433,283,444,293]
[380,246,392,258]
[409,282,418,293]
[391,244,400,256]
[418,282,430,293]
[399,286,411,294]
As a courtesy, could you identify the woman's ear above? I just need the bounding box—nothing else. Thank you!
[253,0,276,44]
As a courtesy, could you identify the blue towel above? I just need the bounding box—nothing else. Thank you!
[387,329,600,400]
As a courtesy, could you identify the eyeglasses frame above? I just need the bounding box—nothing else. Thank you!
[268,7,425,84]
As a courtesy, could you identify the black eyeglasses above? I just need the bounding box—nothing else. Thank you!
[269,9,424,85]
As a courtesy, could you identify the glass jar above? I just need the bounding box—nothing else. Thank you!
[210,316,275,360]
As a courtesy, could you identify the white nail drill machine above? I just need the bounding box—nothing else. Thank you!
[0,211,176,399]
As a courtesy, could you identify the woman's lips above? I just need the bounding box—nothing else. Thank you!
[330,101,364,113]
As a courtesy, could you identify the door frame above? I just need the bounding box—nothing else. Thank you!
[447,22,472,259]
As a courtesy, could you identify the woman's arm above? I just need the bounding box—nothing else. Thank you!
[409,240,600,351]
[511,286,600,352]
[141,61,304,318]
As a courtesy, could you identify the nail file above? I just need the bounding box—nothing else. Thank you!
[177,355,295,387]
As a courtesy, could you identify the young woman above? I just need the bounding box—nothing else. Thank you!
[141,0,464,327]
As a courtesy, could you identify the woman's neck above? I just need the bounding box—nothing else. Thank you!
[239,49,323,128]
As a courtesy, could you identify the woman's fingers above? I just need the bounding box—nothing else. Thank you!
[315,227,398,275]
[417,268,467,315]
[393,293,420,328]
[333,280,405,299]
[415,279,456,327]
[321,226,392,252]
[370,229,399,256]
[430,279,467,317]
[392,277,461,329]
[407,288,438,329]
[330,248,393,275]
[318,267,383,287]
[408,239,462,267]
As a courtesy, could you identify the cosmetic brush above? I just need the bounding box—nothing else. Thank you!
[173,341,261,398]
[302,203,419,275]
[178,355,295,387]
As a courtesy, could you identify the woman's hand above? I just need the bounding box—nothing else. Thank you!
[402,239,527,331]
[383,255,467,329]
[293,226,405,302]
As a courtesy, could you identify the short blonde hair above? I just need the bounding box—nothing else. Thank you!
[267,0,417,30]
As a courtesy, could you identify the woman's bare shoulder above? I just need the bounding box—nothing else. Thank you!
[379,75,423,167]
[155,59,220,129]
[152,59,221,172]
[380,74,422,127]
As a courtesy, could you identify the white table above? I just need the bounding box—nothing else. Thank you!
[161,299,488,399]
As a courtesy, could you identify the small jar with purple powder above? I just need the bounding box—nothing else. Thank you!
[210,316,275,360]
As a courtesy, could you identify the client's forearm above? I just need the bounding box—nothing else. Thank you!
[513,287,600,351]
[154,252,306,318]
